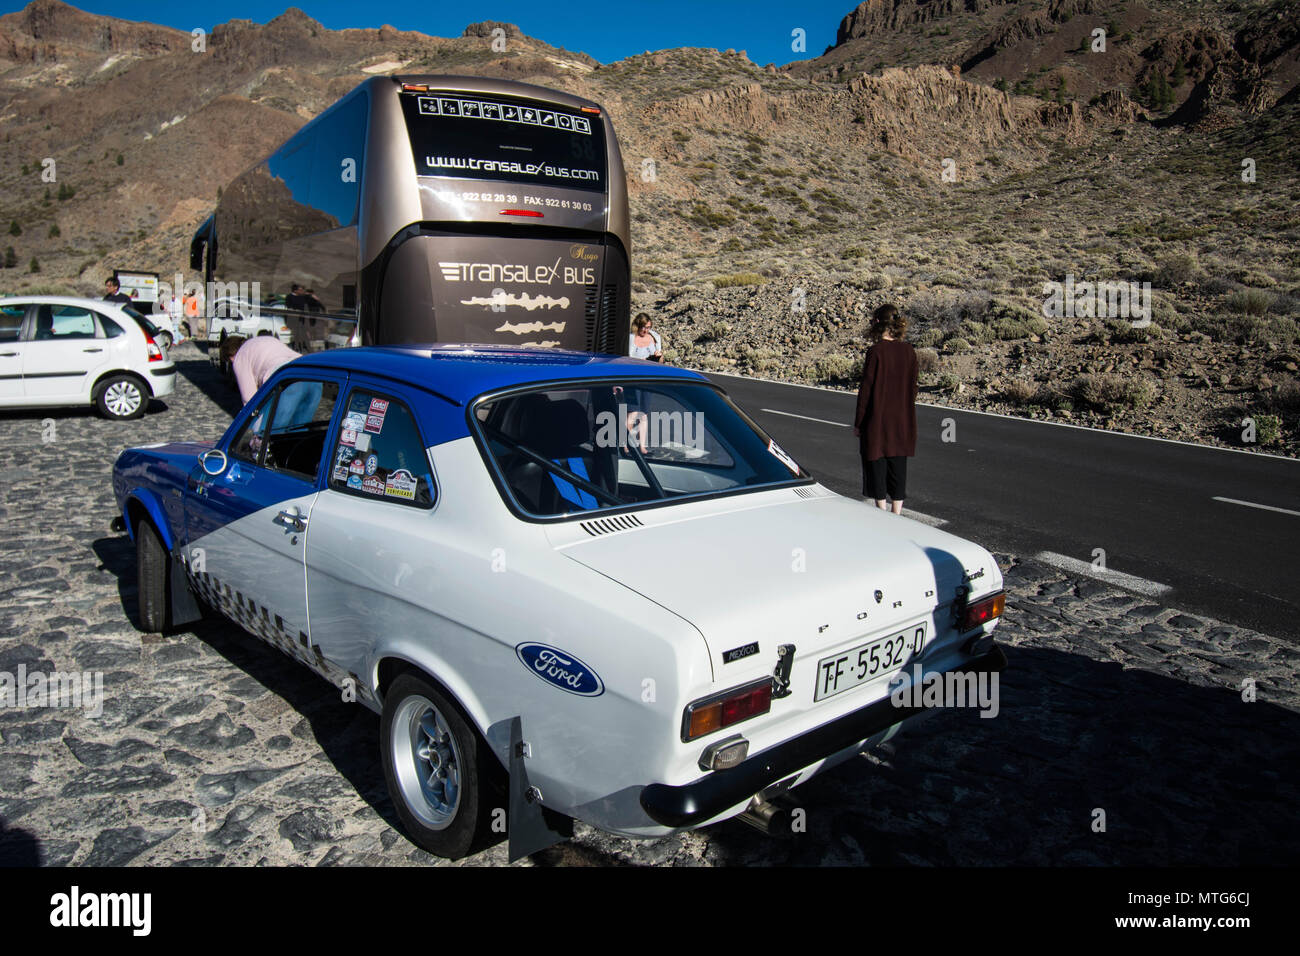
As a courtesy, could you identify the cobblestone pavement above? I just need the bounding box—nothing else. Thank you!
[1,343,1297,866]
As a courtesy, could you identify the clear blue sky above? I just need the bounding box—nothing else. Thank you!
[3,1,861,66]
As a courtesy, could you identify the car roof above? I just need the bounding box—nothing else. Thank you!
[288,344,706,407]
[0,294,131,312]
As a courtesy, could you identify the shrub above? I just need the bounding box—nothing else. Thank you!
[712,272,764,288]
[945,336,972,353]
[915,328,945,349]
[1155,253,1197,286]
[916,348,939,374]
[115,153,124,165]
[48,224,60,238]
[1000,379,1039,404]
[694,321,731,343]
[28,257,40,273]
[1225,288,1274,316]
[56,183,74,200]
[1250,413,1282,446]
[8,221,19,236]
[811,354,861,383]
[934,372,961,393]
[990,317,1032,340]
[1071,373,1154,412]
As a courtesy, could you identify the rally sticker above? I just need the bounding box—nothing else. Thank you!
[353,431,371,453]
[768,439,800,475]
[340,428,358,447]
[349,458,365,475]
[369,398,389,416]
[364,414,385,434]
[385,468,417,500]
[361,475,385,496]
[347,474,363,490]
[364,454,379,476]
[332,464,348,483]
[344,412,366,431]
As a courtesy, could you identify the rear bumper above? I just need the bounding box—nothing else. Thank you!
[638,644,1008,829]
[149,365,176,396]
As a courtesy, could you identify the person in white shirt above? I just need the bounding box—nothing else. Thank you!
[628,312,663,361]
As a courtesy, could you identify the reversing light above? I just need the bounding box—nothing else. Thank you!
[699,735,749,772]
[500,209,544,218]
[960,590,1005,632]
[682,679,773,742]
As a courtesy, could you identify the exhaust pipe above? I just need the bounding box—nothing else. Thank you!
[736,794,800,837]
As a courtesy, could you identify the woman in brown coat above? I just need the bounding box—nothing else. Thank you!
[853,304,918,515]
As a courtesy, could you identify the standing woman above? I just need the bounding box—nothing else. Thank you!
[853,303,918,515]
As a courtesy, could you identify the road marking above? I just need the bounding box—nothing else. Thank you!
[760,408,848,428]
[1034,551,1172,598]
[703,370,1300,463]
[1211,496,1300,517]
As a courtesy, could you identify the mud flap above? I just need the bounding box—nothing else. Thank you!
[507,716,573,862]
[168,553,203,627]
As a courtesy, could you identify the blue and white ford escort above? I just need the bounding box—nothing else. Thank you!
[111,345,1006,860]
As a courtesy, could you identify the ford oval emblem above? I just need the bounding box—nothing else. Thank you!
[874,589,883,604]
[515,642,604,697]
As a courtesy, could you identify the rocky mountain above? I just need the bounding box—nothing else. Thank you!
[0,0,1295,453]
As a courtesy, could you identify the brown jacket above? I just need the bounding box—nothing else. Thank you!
[854,338,918,461]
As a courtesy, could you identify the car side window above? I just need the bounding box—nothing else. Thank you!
[0,305,24,343]
[229,393,274,466]
[264,380,339,481]
[327,389,434,508]
[31,305,99,340]
[98,314,126,338]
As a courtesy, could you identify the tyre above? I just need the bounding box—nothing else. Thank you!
[381,672,497,860]
[135,519,170,633]
[180,322,192,341]
[95,374,147,420]
[157,330,173,349]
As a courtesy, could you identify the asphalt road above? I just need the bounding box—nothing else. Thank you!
[706,372,1300,642]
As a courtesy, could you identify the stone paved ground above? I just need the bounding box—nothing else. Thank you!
[1,343,1298,866]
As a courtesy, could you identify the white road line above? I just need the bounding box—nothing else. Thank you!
[702,370,1300,463]
[1034,551,1172,598]
[760,408,848,428]
[902,510,948,528]
[1211,496,1300,518]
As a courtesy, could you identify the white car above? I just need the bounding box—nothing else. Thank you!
[205,297,292,344]
[0,295,176,420]
[111,345,1006,860]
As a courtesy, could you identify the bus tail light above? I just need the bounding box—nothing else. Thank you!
[682,679,773,742]
[402,83,428,92]
[960,591,1005,632]
[580,106,601,114]
[500,209,543,218]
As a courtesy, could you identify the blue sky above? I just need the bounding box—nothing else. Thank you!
[2,1,861,66]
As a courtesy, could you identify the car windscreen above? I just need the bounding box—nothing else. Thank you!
[400,90,606,193]
[473,381,808,518]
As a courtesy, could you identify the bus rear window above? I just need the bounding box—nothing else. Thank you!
[400,91,606,193]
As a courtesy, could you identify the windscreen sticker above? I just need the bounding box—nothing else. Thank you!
[352,432,371,453]
[364,413,385,434]
[331,464,348,483]
[348,458,366,476]
[361,475,385,496]
[340,428,358,447]
[768,439,800,475]
[344,412,366,432]
[364,454,379,476]
[347,474,363,490]
[385,468,417,501]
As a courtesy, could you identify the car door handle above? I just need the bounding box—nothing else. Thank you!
[0,351,16,357]
[83,347,103,353]
[273,509,308,532]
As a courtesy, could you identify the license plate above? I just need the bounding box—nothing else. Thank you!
[814,623,927,702]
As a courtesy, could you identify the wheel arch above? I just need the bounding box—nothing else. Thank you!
[373,654,504,772]
[93,368,153,399]
[123,490,175,551]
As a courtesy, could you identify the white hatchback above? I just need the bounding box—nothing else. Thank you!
[0,295,176,420]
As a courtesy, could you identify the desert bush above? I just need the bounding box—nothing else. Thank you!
[915,328,945,349]
[990,317,1032,340]
[712,273,764,288]
[811,354,862,384]
[1103,317,1156,344]
[694,321,732,343]
[1225,288,1275,316]
[1155,253,1198,286]
[841,246,868,260]
[1199,275,1241,296]
[916,348,939,374]
[958,320,993,344]
[1000,379,1039,404]
[934,371,961,393]
[1268,293,1299,315]
[945,336,973,353]
[1071,374,1155,412]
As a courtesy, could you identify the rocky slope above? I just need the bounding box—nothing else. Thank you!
[0,0,1295,454]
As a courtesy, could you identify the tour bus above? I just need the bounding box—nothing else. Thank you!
[190,75,631,354]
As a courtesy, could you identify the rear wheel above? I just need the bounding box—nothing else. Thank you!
[135,519,170,633]
[157,330,173,349]
[381,673,496,860]
[95,374,147,420]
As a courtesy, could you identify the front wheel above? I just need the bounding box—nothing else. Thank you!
[95,374,147,420]
[135,519,170,633]
[381,673,496,860]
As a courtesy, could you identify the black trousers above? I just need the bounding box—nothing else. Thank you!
[863,456,908,500]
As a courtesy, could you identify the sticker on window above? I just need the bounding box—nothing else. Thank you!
[344,411,366,431]
[385,468,417,501]
[364,454,379,476]
[767,439,799,475]
[340,427,359,447]
[361,475,385,496]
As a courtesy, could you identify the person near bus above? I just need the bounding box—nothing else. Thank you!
[103,276,132,307]
[629,313,663,362]
[232,331,301,404]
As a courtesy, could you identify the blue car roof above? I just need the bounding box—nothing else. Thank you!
[288,344,705,407]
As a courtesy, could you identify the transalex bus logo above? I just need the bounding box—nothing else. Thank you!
[438,259,595,285]
[424,156,600,182]
[1042,273,1152,327]
[515,643,604,697]
[50,886,151,936]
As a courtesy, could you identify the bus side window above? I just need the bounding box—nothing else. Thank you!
[310,93,368,229]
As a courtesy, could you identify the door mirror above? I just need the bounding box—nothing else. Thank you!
[199,448,228,476]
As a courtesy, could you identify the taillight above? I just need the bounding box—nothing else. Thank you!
[145,335,163,362]
[682,678,773,742]
[960,591,1005,631]
[500,208,544,218]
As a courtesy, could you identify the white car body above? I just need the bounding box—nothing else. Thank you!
[0,295,176,417]
[205,297,292,344]
[111,346,1006,857]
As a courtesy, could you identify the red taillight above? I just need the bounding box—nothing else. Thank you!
[145,334,163,362]
[402,83,428,92]
[580,106,601,114]
[960,591,1005,631]
[500,208,544,218]
[683,679,773,741]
